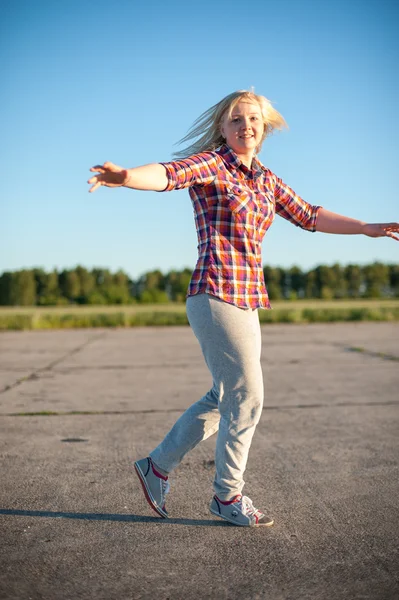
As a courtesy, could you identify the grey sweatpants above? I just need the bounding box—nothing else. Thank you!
[150,293,264,500]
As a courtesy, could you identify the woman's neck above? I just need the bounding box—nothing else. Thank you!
[225,145,255,169]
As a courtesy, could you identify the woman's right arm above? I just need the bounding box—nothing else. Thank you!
[88,162,168,193]
[88,153,220,194]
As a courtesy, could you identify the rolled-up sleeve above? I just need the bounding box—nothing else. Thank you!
[274,176,321,232]
[159,152,219,191]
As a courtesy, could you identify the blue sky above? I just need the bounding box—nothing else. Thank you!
[1,0,398,279]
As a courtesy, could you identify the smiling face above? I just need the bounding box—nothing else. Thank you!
[220,100,264,166]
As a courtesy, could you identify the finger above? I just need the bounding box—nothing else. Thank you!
[88,171,109,184]
[87,172,106,184]
[88,181,102,193]
[103,161,123,171]
[386,231,399,241]
[90,166,106,173]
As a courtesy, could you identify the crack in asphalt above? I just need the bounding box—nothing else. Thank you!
[1,339,397,399]
[1,346,397,382]
[1,399,398,417]
[345,346,399,361]
[0,332,108,395]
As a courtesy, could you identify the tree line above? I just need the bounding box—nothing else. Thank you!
[0,263,398,306]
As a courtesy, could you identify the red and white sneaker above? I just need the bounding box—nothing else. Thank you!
[134,457,170,518]
[210,494,274,527]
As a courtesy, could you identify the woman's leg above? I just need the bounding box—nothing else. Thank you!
[187,295,263,500]
[149,384,221,473]
[150,294,263,501]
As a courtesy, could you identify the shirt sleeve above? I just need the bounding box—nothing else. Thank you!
[274,175,321,232]
[159,152,219,191]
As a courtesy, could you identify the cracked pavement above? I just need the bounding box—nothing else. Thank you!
[0,323,398,599]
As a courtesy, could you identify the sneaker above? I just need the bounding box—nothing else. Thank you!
[134,457,170,518]
[210,494,274,527]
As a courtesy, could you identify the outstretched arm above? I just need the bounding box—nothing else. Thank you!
[88,162,168,193]
[315,208,399,241]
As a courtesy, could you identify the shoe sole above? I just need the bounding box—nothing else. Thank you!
[134,462,168,519]
[210,507,274,527]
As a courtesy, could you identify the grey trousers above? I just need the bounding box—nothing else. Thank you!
[150,293,264,500]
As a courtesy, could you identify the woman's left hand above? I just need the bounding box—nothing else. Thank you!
[363,223,399,241]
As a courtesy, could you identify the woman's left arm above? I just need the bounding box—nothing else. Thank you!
[315,208,399,241]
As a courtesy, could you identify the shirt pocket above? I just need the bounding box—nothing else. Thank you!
[225,183,258,217]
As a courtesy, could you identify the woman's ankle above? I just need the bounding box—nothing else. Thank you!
[150,457,169,479]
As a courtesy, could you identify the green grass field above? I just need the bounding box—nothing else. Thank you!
[0,299,398,330]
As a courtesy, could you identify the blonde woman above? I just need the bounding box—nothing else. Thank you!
[88,90,398,527]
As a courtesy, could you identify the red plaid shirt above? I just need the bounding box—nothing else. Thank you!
[161,144,321,309]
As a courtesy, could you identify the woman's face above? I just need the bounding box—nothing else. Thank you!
[220,100,264,159]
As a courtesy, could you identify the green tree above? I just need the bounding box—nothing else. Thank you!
[92,268,113,289]
[139,289,169,303]
[263,267,283,300]
[106,270,132,304]
[104,285,132,304]
[145,270,165,291]
[344,264,363,298]
[315,265,336,299]
[0,272,13,305]
[113,270,129,287]
[288,266,305,299]
[330,263,347,298]
[165,268,192,302]
[59,269,81,302]
[5,270,37,305]
[34,268,60,305]
[135,269,165,302]
[363,262,389,298]
[34,268,49,299]
[388,264,399,297]
[87,268,133,304]
[75,266,95,302]
[86,291,108,305]
[305,269,317,298]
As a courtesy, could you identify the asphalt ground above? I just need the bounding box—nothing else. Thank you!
[0,322,398,600]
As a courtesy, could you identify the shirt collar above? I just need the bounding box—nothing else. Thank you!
[218,144,264,180]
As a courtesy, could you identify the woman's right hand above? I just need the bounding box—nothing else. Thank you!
[87,162,129,193]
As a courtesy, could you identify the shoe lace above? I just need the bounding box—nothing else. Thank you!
[162,479,170,497]
[237,495,261,518]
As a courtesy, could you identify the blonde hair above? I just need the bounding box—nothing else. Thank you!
[173,90,288,158]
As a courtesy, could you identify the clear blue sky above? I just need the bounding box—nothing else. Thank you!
[1,0,398,279]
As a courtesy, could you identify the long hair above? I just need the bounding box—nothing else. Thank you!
[173,90,288,158]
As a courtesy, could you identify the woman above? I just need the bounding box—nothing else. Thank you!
[88,90,398,527]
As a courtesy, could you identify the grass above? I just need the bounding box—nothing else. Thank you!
[0,299,398,330]
[1,298,398,314]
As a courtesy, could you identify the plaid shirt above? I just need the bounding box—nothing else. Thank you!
[161,144,321,309]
